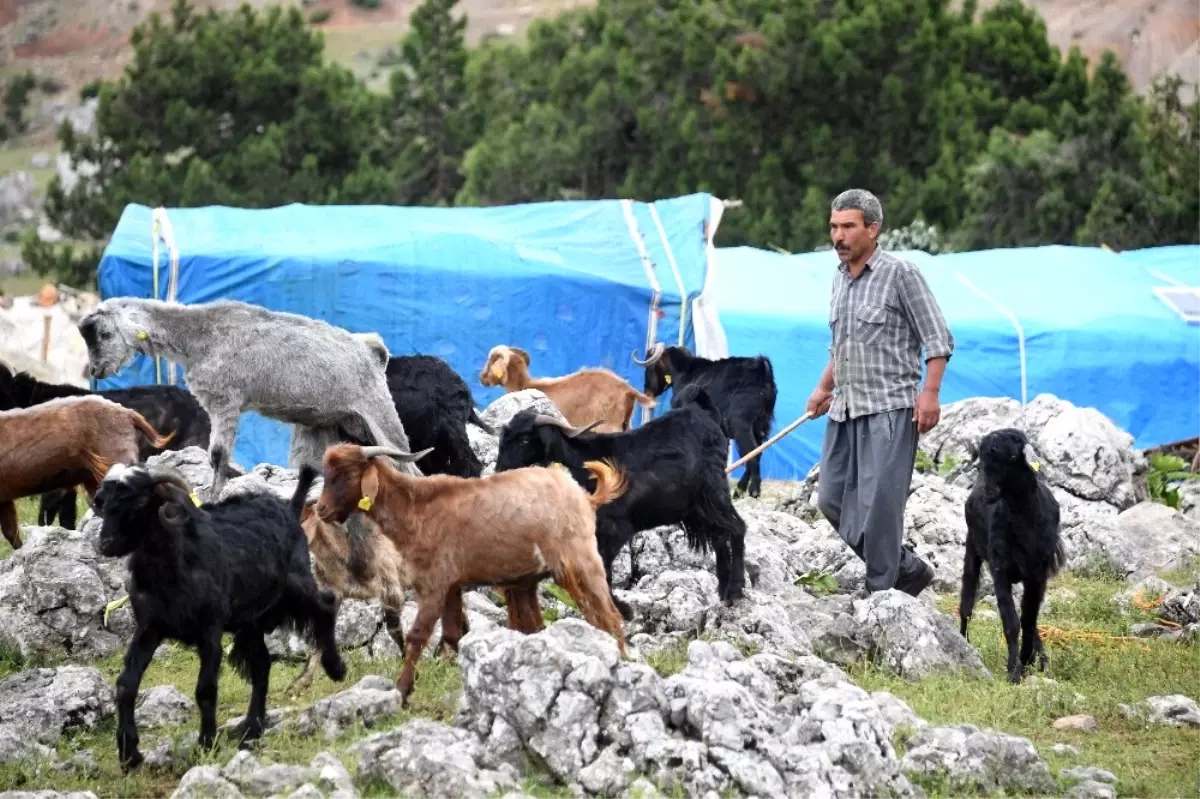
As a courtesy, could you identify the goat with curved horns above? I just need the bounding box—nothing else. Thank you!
[632,342,777,498]
[315,439,629,704]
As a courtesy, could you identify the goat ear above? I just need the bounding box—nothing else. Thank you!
[1023,443,1042,472]
[360,462,380,510]
[510,347,531,366]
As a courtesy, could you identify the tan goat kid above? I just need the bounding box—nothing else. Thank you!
[292,502,547,691]
[0,395,174,549]
[479,344,655,432]
[314,442,629,704]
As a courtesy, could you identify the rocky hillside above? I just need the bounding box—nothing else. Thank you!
[978,0,1199,91]
[0,0,1193,107]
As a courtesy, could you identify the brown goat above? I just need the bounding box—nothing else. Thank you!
[0,395,174,549]
[291,501,547,691]
[479,344,655,432]
[314,442,629,704]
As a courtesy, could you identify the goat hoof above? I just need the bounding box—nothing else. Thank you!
[614,599,635,622]
[119,750,144,774]
[322,651,347,682]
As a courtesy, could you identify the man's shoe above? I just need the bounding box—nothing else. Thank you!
[895,558,935,597]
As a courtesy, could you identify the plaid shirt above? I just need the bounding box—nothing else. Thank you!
[827,247,954,422]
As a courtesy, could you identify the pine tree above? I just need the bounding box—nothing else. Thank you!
[386,0,478,206]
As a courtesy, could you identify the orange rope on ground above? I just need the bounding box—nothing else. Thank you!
[1131,589,1166,611]
[1030,625,1153,652]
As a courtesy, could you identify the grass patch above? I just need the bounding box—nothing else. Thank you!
[849,569,1200,798]
[0,494,92,560]
[643,634,760,678]
[0,141,59,190]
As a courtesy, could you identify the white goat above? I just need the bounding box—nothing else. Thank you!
[77,297,421,500]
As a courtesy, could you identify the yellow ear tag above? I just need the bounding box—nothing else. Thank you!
[358,495,373,511]
[664,375,672,385]
[492,366,504,380]
[1030,461,1041,472]
[136,331,148,340]
[190,492,201,506]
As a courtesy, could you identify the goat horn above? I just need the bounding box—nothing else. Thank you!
[567,419,604,438]
[631,342,666,366]
[359,445,434,463]
[158,501,188,528]
[148,466,193,495]
[531,414,602,438]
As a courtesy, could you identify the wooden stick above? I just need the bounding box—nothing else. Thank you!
[40,314,52,362]
[726,411,814,474]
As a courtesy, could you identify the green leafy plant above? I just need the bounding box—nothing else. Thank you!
[794,570,839,597]
[543,582,578,609]
[1147,453,1199,509]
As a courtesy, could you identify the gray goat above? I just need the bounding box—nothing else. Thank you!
[77,297,421,500]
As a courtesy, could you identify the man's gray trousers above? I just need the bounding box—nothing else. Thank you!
[816,407,923,592]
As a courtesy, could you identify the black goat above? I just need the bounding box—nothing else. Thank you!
[0,362,211,528]
[495,383,747,620]
[94,462,346,771]
[960,427,1066,684]
[631,343,776,498]
[339,354,492,478]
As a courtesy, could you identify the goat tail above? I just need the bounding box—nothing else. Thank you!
[468,408,494,435]
[129,409,176,450]
[630,387,657,409]
[352,332,390,367]
[1050,536,1068,577]
[292,465,319,519]
[582,459,627,509]
[83,449,113,484]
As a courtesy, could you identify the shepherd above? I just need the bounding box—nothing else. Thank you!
[805,189,955,598]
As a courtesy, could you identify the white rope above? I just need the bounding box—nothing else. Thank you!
[647,202,688,346]
[151,207,181,385]
[621,200,661,427]
[150,214,162,385]
[691,195,730,360]
[955,270,1027,406]
[1146,268,1186,287]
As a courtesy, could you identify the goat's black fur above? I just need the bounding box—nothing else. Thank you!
[94,463,345,771]
[961,427,1066,683]
[636,345,777,498]
[0,362,211,528]
[495,384,747,620]
[338,354,490,478]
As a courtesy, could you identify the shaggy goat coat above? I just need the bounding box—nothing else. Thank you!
[0,395,174,549]
[480,344,655,432]
[960,427,1066,683]
[95,463,345,771]
[76,297,420,501]
[632,343,777,498]
[314,443,628,703]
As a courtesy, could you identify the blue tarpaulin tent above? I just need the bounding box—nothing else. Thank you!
[94,194,727,469]
[706,244,1200,482]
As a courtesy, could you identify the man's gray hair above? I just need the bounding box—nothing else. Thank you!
[831,189,883,228]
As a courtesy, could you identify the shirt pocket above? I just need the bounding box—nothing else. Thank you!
[853,303,889,346]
